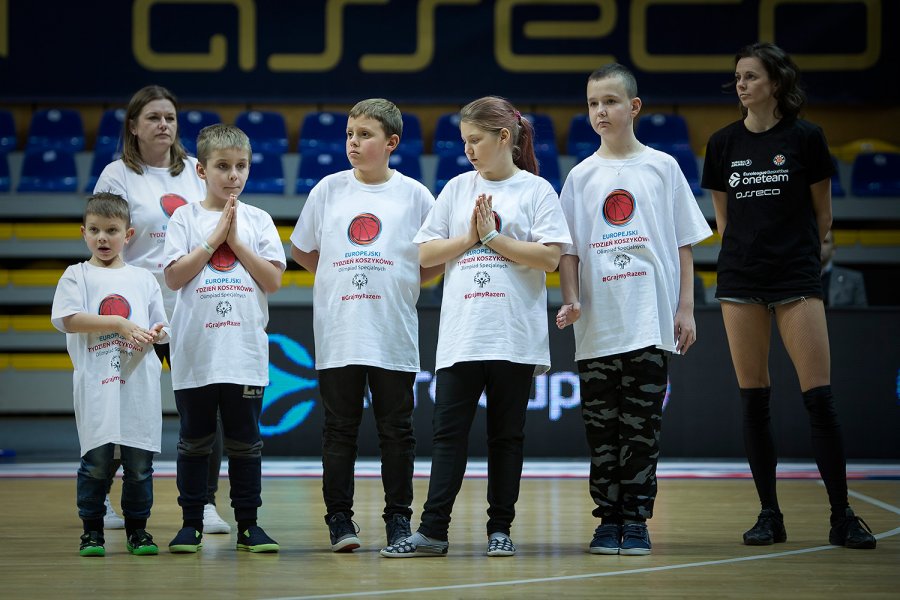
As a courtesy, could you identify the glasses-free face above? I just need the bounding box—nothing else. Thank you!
[197,148,250,206]
[586,76,640,139]
[461,121,512,180]
[735,56,778,112]
[82,215,133,267]
[130,99,178,157]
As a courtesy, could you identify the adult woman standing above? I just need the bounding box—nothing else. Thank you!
[701,43,875,549]
[93,85,229,534]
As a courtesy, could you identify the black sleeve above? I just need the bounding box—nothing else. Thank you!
[805,124,835,185]
[701,132,725,191]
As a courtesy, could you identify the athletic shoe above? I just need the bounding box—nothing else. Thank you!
[380,532,449,558]
[385,514,412,546]
[236,525,280,553]
[79,531,105,557]
[168,527,203,553]
[203,503,231,534]
[126,529,159,555]
[589,523,622,555]
[743,508,787,546]
[829,508,876,549]
[103,495,125,530]
[486,533,516,557]
[619,523,652,555]
[327,513,361,553]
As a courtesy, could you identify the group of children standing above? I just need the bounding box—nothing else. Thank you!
[52,51,876,559]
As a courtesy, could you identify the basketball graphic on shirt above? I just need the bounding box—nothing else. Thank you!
[209,242,237,273]
[98,294,131,319]
[602,189,635,227]
[159,193,188,217]
[347,212,381,246]
[492,211,502,233]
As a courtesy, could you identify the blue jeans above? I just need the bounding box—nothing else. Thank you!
[77,443,154,522]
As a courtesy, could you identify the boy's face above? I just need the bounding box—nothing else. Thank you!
[82,215,133,267]
[346,116,398,172]
[130,99,177,156]
[196,148,250,205]
[587,76,641,138]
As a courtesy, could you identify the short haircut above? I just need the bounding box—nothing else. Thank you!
[196,124,252,164]
[84,192,131,228]
[588,63,639,99]
[348,98,403,139]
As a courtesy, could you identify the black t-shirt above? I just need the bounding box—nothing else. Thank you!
[702,117,834,298]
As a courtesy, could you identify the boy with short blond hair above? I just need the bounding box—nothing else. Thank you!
[291,99,438,552]
[52,192,168,556]
[164,124,286,553]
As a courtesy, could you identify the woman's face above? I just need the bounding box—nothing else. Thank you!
[735,56,777,112]
[130,98,177,157]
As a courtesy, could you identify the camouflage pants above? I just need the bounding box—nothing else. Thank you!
[577,346,668,522]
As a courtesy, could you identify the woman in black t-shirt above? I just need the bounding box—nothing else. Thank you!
[702,43,875,550]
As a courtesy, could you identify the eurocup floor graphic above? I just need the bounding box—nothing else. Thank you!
[1,459,898,479]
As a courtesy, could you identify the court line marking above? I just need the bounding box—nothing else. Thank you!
[264,487,900,600]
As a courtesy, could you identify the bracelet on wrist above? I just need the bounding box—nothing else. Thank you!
[201,240,215,255]
[481,230,499,245]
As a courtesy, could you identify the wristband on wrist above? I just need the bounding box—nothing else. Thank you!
[201,240,215,255]
[481,230,499,245]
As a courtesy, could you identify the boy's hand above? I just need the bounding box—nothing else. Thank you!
[673,309,697,355]
[556,302,581,329]
[474,194,496,240]
[226,194,242,248]
[208,195,236,248]
[115,317,155,345]
[149,323,166,341]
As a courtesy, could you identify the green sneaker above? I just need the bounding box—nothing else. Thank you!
[79,531,105,557]
[169,527,203,553]
[126,529,159,555]
[236,525,280,553]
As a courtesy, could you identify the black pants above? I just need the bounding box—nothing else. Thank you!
[319,366,415,522]
[418,360,534,541]
[174,383,264,524]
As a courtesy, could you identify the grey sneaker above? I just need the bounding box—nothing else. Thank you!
[486,533,516,557]
[385,514,412,546]
[380,532,449,558]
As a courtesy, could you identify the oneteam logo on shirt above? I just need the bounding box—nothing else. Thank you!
[728,172,741,188]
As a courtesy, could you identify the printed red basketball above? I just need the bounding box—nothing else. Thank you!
[348,212,381,246]
[492,210,502,233]
[160,193,188,217]
[209,242,237,272]
[603,189,635,226]
[98,294,131,318]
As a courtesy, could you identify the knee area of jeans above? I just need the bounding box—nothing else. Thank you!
[79,460,113,480]
[177,433,217,456]
[224,438,263,458]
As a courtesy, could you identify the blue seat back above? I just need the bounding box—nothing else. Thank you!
[636,113,691,152]
[243,152,285,194]
[0,110,17,154]
[396,113,424,158]
[851,152,900,197]
[567,114,597,160]
[434,154,472,195]
[18,149,79,192]
[179,110,221,156]
[831,155,846,198]
[26,109,85,153]
[523,112,557,157]
[236,111,289,155]
[296,150,350,194]
[536,150,561,193]
[0,153,9,191]
[96,109,126,154]
[663,146,702,196]
[433,113,463,157]
[299,112,346,154]
[85,147,122,192]
[389,153,422,182]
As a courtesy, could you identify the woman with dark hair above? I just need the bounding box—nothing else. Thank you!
[702,43,875,550]
[93,85,229,535]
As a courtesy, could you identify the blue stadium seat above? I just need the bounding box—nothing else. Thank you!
[433,113,463,157]
[243,152,285,194]
[0,153,10,191]
[566,114,597,161]
[636,113,691,153]
[26,109,85,153]
[17,149,79,192]
[831,155,846,198]
[664,147,702,196]
[236,110,289,155]
[298,111,346,154]
[179,110,221,155]
[522,112,557,157]
[536,150,561,193]
[434,154,472,195]
[389,153,422,182]
[296,150,350,194]
[396,113,424,159]
[95,109,126,154]
[0,110,16,154]
[85,147,122,192]
[850,152,900,197]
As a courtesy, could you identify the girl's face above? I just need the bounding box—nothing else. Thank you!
[461,121,511,180]
[130,99,177,157]
[735,56,778,112]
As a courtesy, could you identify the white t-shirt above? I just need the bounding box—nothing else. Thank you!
[51,263,166,457]
[290,170,434,371]
[94,158,207,316]
[415,170,571,375]
[560,148,712,360]
[164,202,286,390]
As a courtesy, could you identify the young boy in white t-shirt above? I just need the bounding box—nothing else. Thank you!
[291,98,439,552]
[164,124,286,554]
[556,64,712,555]
[51,192,168,557]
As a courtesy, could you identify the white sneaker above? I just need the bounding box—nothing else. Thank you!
[103,495,125,530]
[203,503,231,534]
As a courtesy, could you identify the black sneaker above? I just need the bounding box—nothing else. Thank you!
[126,529,159,555]
[829,508,876,549]
[619,523,652,555]
[385,514,412,546]
[328,513,361,553]
[169,526,203,553]
[236,525,280,553]
[589,523,622,555]
[79,531,105,557]
[743,509,787,546]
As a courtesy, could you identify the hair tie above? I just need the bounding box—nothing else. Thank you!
[513,110,522,123]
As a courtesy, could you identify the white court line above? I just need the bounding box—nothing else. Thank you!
[263,489,900,600]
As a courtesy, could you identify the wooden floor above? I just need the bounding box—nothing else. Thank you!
[1,476,898,599]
